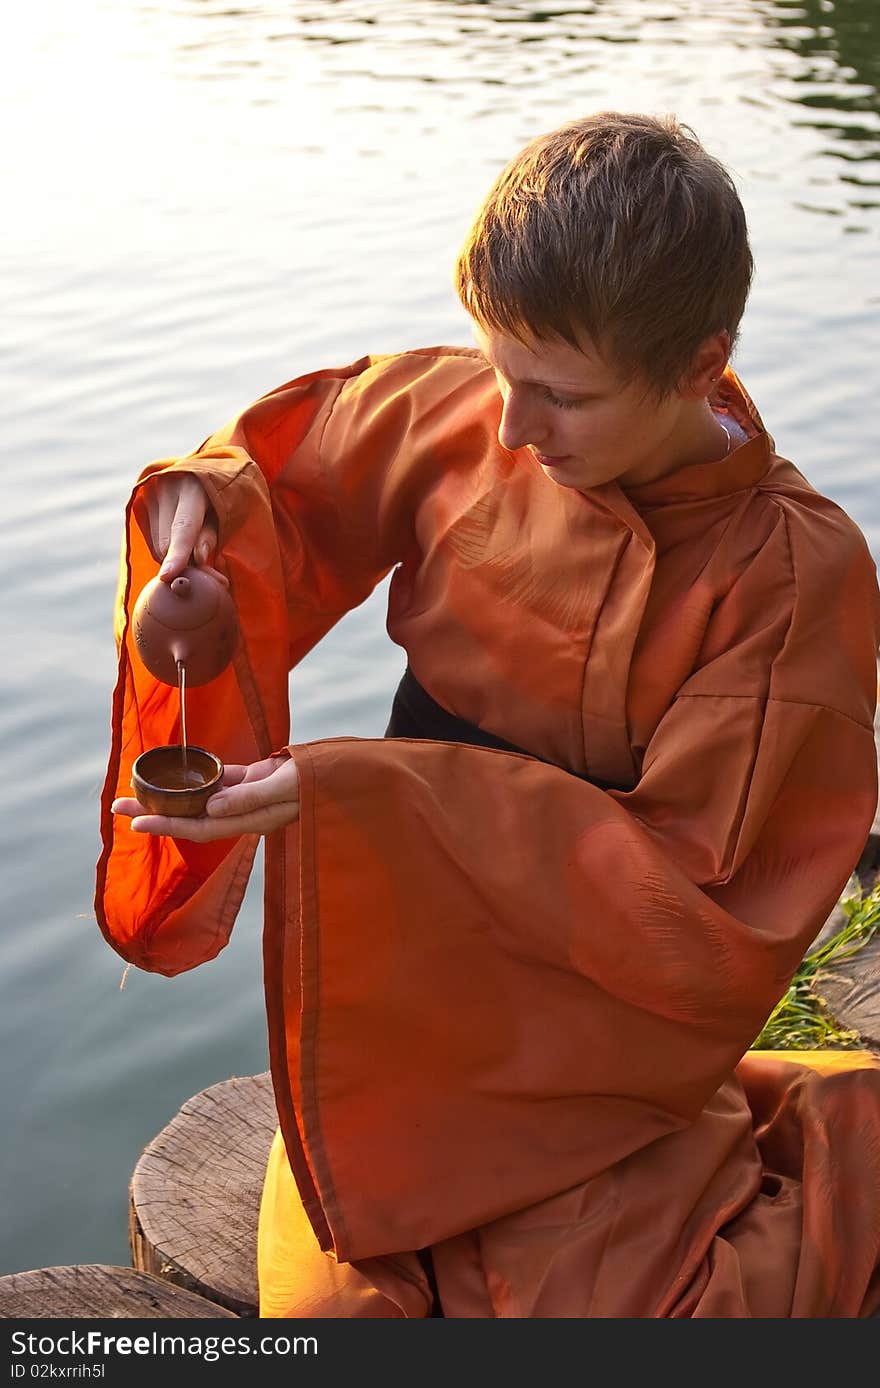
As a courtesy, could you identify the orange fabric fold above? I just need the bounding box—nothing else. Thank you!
[96,347,880,1315]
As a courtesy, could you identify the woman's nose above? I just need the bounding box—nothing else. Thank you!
[498,386,541,452]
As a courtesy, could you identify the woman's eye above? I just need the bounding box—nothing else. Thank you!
[542,388,585,410]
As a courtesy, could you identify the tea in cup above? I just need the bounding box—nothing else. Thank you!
[131,745,223,817]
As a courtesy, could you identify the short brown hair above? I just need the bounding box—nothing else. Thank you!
[454,112,753,400]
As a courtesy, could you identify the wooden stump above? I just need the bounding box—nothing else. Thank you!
[811,832,880,1054]
[816,933,880,1055]
[856,830,880,894]
[0,1264,237,1318]
[129,1072,277,1318]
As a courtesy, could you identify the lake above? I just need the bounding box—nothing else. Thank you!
[1,0,878,1276]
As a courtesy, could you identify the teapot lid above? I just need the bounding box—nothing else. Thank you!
[141,568,229,632]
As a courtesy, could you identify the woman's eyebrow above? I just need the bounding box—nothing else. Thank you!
[483,357,593,391]
[524,375,590,390]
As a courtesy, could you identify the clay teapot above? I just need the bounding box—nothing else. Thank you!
[131,566,239,687]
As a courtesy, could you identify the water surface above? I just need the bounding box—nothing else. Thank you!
[1,0,878,1275]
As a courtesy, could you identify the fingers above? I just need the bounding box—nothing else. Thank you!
[155,485,178,573]
[160,478,208,580]
[141,475,222,583]
[111,802,299,840]
[142,481,183,569]
[196,562,230,590]
[217,765,250,790]
[206,757,299,818]
[193,519,220,569]
[216,756,289,789]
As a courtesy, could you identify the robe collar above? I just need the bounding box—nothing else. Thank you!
[558,366,774,788]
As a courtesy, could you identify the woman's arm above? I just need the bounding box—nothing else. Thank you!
[95,348,490,975]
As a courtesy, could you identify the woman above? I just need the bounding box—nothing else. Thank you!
[100,113,880,1317]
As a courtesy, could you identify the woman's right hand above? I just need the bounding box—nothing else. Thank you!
[141,473,227,586]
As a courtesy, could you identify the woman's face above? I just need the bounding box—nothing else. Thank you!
[472,321,721,492]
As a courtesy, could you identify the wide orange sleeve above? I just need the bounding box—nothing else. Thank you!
[94,350,487,975]
[264,531,880,1261]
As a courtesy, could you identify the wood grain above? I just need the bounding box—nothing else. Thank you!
[129,1071,277,1318]
[0,1263,237,1318]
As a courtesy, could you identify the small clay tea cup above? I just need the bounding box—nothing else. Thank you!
[131,745,224,817]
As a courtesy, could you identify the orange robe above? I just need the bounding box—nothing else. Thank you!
[95,347,880,1317]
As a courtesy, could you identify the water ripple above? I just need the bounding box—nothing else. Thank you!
[2,0,879,1276]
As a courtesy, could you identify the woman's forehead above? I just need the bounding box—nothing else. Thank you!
[471,321,618,390]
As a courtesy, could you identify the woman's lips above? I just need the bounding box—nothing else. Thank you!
[533,450,571,467]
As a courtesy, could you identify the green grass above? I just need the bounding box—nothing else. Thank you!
[750,879,880,1051]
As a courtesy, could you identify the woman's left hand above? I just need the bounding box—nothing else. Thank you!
[110,753,300,840]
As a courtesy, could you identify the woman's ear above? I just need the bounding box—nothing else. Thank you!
[681,329,731,399]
